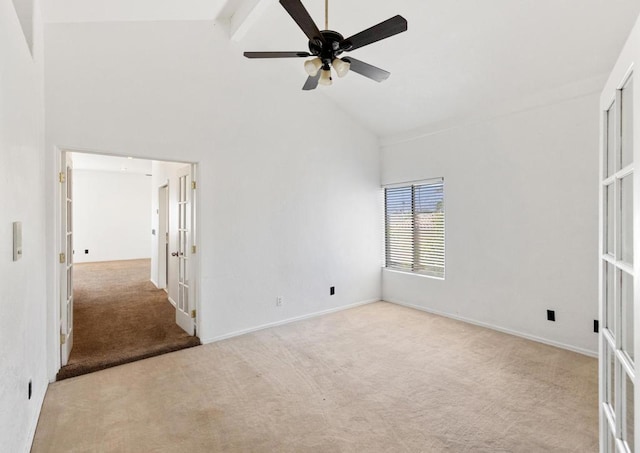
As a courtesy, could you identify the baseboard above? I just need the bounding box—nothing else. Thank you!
[201,299,379,344]
[386,299,598,358]
[24,380,48,453]
[150,278,158,288]
[168,296,176,307]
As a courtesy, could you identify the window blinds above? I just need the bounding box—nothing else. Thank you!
[384,179,445,278]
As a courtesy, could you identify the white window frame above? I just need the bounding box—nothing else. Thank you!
[383,178,445,279]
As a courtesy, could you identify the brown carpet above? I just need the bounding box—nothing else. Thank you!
[56,259,200,380]
[36,302,597,452]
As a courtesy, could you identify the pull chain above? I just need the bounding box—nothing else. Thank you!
[325,0,328,30]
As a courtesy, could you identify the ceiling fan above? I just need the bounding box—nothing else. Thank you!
[243,0,408,90]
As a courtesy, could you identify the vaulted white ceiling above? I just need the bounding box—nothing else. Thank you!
[43,0,640,138]
[42,0,228,23]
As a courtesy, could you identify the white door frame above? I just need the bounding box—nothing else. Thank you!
[49,147,201,380]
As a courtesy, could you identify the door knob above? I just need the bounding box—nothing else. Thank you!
[171,252,179,257]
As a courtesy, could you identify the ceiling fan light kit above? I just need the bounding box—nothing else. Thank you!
[243,0,407,90]
[332,58,350,78]
[304,57,323,76]
[318,68,332,86]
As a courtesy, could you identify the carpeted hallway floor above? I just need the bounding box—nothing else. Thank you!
[35,302,597,452]
[56,259,200,380]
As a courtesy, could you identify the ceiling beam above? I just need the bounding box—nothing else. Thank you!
[227,0,275,42]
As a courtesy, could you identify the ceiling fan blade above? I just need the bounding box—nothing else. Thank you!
[343,57,390,82]
[341,15,407,51]
[302,73,321,90]
[280,0,325,44]
[244,51,311,58]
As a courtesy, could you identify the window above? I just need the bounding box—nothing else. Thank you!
[384,178,445,278]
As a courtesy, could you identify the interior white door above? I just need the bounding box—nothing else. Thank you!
[60,153,74,365]
[169,165,195,335]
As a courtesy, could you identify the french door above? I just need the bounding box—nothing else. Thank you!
[170,165,195,335]
[60,153,74,365]
[600,68,636,452]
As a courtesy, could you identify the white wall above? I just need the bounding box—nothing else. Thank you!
[72,169,151,263]
[0,0,48,452]
[44,20,381,367]
[382,93,600,355]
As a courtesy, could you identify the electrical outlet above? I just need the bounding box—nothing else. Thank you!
[330,286,335,296]
[594,320,599,333]
[276,296,283,307]
[547,310,555,322]
[84,249,89,254]
[28,380,32,400]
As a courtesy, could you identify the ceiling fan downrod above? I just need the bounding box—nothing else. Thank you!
[325,0,328,31]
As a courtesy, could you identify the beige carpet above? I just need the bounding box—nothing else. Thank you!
[56,259,200,380]
[33,302,597,452]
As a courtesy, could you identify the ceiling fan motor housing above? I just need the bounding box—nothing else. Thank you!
[309,30,350,66]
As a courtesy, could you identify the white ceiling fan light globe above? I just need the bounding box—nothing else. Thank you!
[304,57,323,76]
[332,58,350,78]
[318,69,333,86]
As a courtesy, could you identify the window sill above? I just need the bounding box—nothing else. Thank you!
[382,268,445,281]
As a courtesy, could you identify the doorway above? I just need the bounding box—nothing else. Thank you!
[56,151,200,380]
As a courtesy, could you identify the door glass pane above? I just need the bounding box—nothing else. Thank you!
[626,372,635,451]
[622,270,634,361]
[608,104,617,177]
[606,345,616,413]
[607,426,616,453]
[621,175,633,264]
[606,263,616,334]
[606,184,615,255]
[621,78,634,169]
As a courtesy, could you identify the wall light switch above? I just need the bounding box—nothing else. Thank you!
[13,221,22,261]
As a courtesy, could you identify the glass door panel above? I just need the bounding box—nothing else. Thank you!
[606,262,616,335]
[607,103,617,177]
[622,270,634,362]
[606,345,616,413]
[625,372,635,451]
[621,175,633,265]
[606,184,615,255]
[621,79,634,170]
